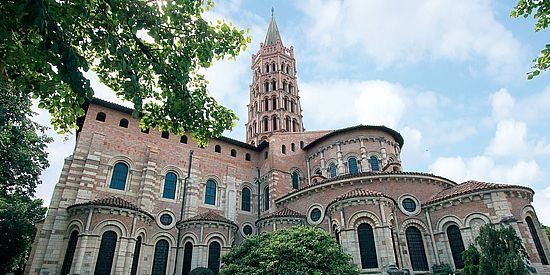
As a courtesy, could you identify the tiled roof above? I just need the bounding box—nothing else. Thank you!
[303,125,404,150]
[68,196,153,218]
[181,210,237,227]
[330,188,391,204]
[423,180,534,206]
[257,207,305,222]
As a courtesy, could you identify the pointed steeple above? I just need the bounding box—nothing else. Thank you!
[264,8,282,45]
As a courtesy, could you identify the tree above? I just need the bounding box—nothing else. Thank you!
[462,224,535,275]
[0,83,49,273]
[1,0,249,146]
[221,226,358,275]
[511,0,550,79]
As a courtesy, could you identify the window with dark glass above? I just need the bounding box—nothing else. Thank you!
[406,226,429,271]
[329,163,337,178]
[94,230,117,275]
[447,225,465,268]
[130,236,142,275]
[282,145,286,154]
[370,156,380,171]
[119,118,129,128]
[272,97,277,110]
[264,98,269,111]
[292,171,300,189]
[180,135,188,144]
[61,230,79,275]
[291,143,295,151]
[264,82,269,92]
[241,187,251,211]
[310,208,322,222]
[161,131,169,139]
[96,112,106,122]
[159,214,173,226]
[272,116,277,130]
[264,151,268,159]
[182,242,193,275]
[263,117,268,131]
[230,149,237,157]
[205,179,216,205]
[151,240,169,275]
[162,172,177,199]
[300,141,304,149]
[526,216,549,265]
[358,223,378,268]
[264,186,270,211]
[333,224,340,245]
[348,157,358,175]
[243,225,253,236]
[110,162,128,190]
[272,63,276,72]
[208,241,221,275]
[402,198,416,213]
[215,145,221,153]
[245,153,251,161]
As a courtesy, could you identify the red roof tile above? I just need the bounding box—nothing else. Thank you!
[181,210,237,226]
[424,180,534,206]
[257,207,305,222]
[68,196,153,218]
[328,188,392,207]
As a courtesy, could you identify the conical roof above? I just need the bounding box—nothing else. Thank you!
[264,8,282,45]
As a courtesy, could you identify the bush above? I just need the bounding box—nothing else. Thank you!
[189,267,214,275]
[432,263,453,275]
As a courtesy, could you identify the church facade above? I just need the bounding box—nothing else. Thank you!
[26,13,550,275]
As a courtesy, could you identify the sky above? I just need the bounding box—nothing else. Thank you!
[33,0,550,225]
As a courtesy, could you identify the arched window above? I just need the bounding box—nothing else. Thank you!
[264,98,269,111]
[162,172,177,199]
[245,153,251,161]
[241,187,251,211]
[293,120,299,132]
[291,100,295,112]
[300,141,304,149]
[292,171,300,189]
[264,82,269,92]
[314,168,322,176]
[284,97,288,110]
[348,157,358,175]
[282,145,286,154]
[272,116,277,130]
[130,236,142,275]
[264,186,270,211]
[272,80,276,91]
[94,231,117,275]
[215,145,221,153]
[182,242,193,275]
[272,63,276,72]
[161,131,169,139]
[151,239,169,275]
[263,117,268,131]
[60,230,79,275]
[285,117,290,130]
[180,135,188,144]
[329,163,337,178]
[265,64,269,73]
[272,97,277,110]
[289,84,293,93]
[526,216,549,265]
[205,179,216,205]
[96,112,106,122]
[291,143,295,151]
[230,149,237,157]
[333,224,340,245]
[447,225,465,269]
[358,223,378,268]
[406,226,429,271]
[208,241,221,275]
[370,156,380,171]
[110,162,128,190]
[119,118,128,128]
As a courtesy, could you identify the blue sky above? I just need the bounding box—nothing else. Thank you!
[34,0,550,224]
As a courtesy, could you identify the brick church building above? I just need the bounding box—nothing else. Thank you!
[26,11,550,275]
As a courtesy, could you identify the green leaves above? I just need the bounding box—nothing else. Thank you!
[2,0,250,145]
[512,0,550,79]
[221,226,358,275]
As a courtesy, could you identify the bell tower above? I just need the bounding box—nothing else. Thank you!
[246,9,304,145]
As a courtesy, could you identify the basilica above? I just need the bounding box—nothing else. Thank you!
[25,12,550,275]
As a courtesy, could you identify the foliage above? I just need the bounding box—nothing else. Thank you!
[0,195,47,273]
[511,0,550,79]
[221,226,358,275]
[1,0,250,146]
[544,225,550,240]
[462,224,535,275]
[0,83,50,273]
[189,267,214,275]
[432,263,453,275]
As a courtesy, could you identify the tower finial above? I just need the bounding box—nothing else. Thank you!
[271,7,274,17]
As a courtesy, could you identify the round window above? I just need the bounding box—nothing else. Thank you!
[402,198,417,212]
[160,213,173,226]
[243,225,253,236]
[310,208,322,222]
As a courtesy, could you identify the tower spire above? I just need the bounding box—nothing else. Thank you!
[264,8,282,45]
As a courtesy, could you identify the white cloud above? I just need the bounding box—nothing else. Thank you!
[533,190,550,226]
[429,155,541,186]
[298,0,526,81]
[489,88,515,121]
[486,119,528,156]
